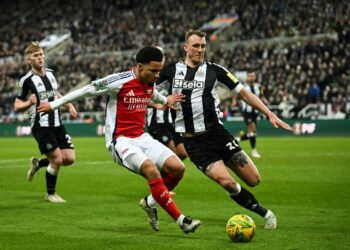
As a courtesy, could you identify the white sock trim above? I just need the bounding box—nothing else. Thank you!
[177,214,185,225]
[264,210,272,219]
[47,165,57,176]
[147,195,157,208]
[228,182,241,196]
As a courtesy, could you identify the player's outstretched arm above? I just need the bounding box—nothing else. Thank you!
[57,91,77,118]
[238,88,292,132]
[267,112,292,131]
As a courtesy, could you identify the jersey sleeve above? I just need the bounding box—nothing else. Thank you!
[50,73,125,110]
[16,78,31,100]
[212,63,243,94]
[151,88,167,105]
[155,64,173,93]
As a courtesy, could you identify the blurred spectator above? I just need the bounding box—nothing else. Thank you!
[0,0,349,121]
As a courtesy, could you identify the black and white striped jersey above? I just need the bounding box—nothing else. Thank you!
[241,82,264,113]
[156,61,243,133]
[147,89,173,129]
[17,69,62,127]
[147,108,172,129]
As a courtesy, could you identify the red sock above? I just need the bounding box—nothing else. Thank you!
[162,173,183,191]
[148,178,181,220]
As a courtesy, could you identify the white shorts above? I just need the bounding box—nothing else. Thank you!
[109,133,175,173]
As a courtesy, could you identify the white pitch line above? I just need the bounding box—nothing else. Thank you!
[0,158,28,163]
[0,160,112,169]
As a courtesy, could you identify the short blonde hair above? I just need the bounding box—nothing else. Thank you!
[185,30,206,43]
[24,41,42,56]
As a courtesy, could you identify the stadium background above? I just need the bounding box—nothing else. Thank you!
[1,0,349,136]
[0,1,349,249]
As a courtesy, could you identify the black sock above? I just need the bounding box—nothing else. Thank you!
[46,171,57,195]
[240,133,248,141]
[39,158,50,168]
[250,136,256,149]
[230,187,268,217]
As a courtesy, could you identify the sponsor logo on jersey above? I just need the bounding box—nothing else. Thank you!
[123,96,150,111]
[176,71,185,76]
[146,89,153,95]
[39,90,55,100]
[173,79,204,89]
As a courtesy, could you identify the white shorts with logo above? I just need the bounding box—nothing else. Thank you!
[109,133,175,173]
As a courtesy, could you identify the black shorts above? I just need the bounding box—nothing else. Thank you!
[183,125,242,173]
[32,125,74,154]
[243,112,258,125]
[148,125,183,146]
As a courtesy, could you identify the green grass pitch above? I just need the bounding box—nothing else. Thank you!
[0,136,349,249]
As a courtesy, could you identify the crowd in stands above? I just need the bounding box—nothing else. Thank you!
[0,0,349,122]
[212,37,350,119]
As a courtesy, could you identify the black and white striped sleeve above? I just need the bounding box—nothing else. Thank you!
[212,63,243,94]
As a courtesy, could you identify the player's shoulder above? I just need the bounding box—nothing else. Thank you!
[163,62,178,72]
[113,70,134,80]
[254,82,262,87]
[45,67,54,72]
[94,70,135,89]
[103,70,134,83]
[19,71,34,85]
[206,61,229,72]
[45,68,57,79]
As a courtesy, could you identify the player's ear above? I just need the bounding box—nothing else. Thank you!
[137,63,143,71]
[26,55,32,65]
[183,43,188,52]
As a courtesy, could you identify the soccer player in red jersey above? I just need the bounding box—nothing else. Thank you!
[38,46,201,234]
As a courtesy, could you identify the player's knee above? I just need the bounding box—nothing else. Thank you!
[171,161,185,177]
[245,175,260,187]
[177,152,187,161]
[61,150,75,166]
[219,178,239,193]
[62,156,75,166]
[51,157,63,167]
[141,161,161,180]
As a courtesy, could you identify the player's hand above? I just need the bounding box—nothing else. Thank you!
[166,94,185,110]
[37,102,53,113]
[68,105,77,119]
[153,103,166,110]
[29,94,37,105]
[268,112,293,131]
[231,99,237,107]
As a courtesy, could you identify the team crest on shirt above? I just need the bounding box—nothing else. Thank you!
[197,69,205,77]
[46,143,53,151]
[49,77,56,84]
[146,89,152,95]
